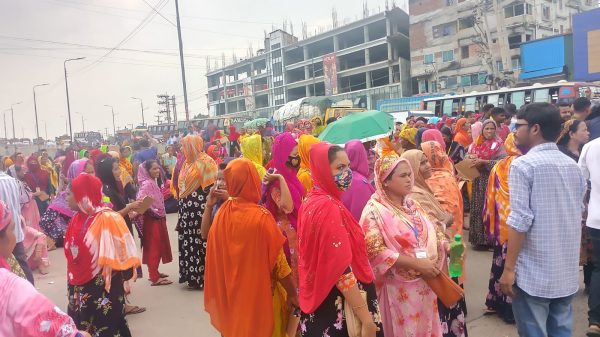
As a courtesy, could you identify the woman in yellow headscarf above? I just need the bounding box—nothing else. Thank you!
[119,146,133,176]
[297,134,319,192]
[39,154,58,191]
[240,134,266,178]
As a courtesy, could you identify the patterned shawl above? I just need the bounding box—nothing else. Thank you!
[178,135,218,199]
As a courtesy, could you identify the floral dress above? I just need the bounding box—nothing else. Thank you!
[68,272,131,337]
[39,209,70,245]
[177,186,210,289]
[299,281,383,337]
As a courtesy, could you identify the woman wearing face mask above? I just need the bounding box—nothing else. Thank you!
[341,140,376,221]
[297,143,382,337]
[360,155,445,337]
[264,132,305,284]
[136,160,173,286]
[466,119,506,249]
[0,201,92,337]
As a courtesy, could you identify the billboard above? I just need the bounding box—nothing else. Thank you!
[573,8,600,82]
[519,35,571,81]
[323,52,338,96]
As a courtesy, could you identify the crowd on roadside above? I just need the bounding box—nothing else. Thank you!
[1,96,600,337]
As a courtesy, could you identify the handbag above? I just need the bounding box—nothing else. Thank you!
[425,272,464,308]
[344,290,367,337]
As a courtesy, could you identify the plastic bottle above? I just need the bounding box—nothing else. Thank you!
[449,234,464,278]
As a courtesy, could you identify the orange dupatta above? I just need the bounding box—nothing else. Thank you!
[422,141,464,236]
[178,135,218,199]
[453,118,472,147]
[204,158,285,337]
[484,133,522,244]
[297,134,320,193]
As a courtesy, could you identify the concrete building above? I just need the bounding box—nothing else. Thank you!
[409,0,596,94]
[206,7,410,119]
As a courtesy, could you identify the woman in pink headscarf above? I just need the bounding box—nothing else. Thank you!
[0,201,92,337]
[422,129,447,151]
[341,140,376,221]
[136,160,173,286]
[264,132,305,284]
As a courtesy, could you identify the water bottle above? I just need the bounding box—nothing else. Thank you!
[449,234,464,278]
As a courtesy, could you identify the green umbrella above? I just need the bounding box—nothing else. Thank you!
[318,110,394,145]
[243,118,269,129]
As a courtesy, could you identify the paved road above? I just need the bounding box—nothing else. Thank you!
[35,213,588,337]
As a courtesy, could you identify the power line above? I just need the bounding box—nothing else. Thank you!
[141,0,176,26]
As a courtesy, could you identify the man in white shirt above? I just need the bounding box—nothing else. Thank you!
[580,137,600,337]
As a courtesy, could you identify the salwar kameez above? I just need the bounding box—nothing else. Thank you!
[485,241,514,322]
[177,186,210,289]
[468,162,496,247]
[142,213,173,283]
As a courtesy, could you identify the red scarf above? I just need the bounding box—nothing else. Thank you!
[297,142,374,313]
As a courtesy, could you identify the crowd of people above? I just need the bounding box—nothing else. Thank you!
[1,96,600,337]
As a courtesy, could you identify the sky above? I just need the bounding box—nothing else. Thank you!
[0,0,408,140]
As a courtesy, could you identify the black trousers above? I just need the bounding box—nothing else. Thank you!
[589,227,600,325]
[13,242,34,285]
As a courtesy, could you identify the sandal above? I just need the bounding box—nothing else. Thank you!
[124,305,147,315]
[151,278,173,286]
[483,307,496,315]
[159,273,169,278]
[587,324,600,337]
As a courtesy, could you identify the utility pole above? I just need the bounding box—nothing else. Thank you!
[174,0,190,121]
[64,57,86,141]
[2,110,7,140]
[33,83,49,147]
[131,97,145,126]
[10,102,22,141]
[44,121,47,141]
[157,94,171,124]
[104,105,116,137]
[155,114,162,125]
[171,95,178,125]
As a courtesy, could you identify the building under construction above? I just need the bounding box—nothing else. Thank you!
[206,7,410,118]
[409,0,596,94]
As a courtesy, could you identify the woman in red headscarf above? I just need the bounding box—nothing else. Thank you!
[297,142,383,337]
[204,158,297,337]
[64,174,141,337]
[24,154,55,215]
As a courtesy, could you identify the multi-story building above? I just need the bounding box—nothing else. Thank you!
[206,7,411,118]
[409,0,596,94]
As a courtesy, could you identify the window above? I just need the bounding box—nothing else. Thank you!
[465,97,476,111]
[511,56,521,70]
[526,34,532,41]
[504,3,532,18]
[496,60,504,72]
[461,46,470,59]
[442,50,454,62]
[446,0,456,6]
[542,5,551,20]
[442,99,453,115]
[508,35,522,49]
[471,74,480,85]
[446,76,458,88]
[432,22,457,38]
[424,54,434,64]
[458,16,475,30]
[461,75,472,86]
[418,80,428,93]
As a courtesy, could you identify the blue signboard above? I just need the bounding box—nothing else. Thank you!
[573,8,600,82]
[520,35,567,80]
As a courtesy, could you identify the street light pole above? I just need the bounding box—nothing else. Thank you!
[10,102,22,141]
[64,57,85,141]
[174,0,190,121]
[131,97,145,126]
[33,83,49,148]
[104,105,116,136]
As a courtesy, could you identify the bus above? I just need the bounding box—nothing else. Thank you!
[422,81,600,117]
[147,123,177,141]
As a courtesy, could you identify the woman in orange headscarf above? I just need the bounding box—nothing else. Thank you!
[296,134,320,193]
[204,158,298,337]
[176,135,218,289]
[453,118,472,148]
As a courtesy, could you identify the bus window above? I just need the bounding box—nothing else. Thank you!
[524,90,532,104]
[452,99,461,116]
[549,87,559,104]
[498,93,505,107]
[534,89,549,103]
[442,100,453,116]
[465,97,476,112]
[487,94,499,106]
[426,101,436,113]
[511,91,525,109]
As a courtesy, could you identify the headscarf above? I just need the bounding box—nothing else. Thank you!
[228,125,240,142]
[453,118,472,147]
[24,155,50,192]
[0,201,12,269]
[422,129,446,151]
[341,140,375,221]
[61,149,76,178]
[399,127,418,145]
[119,149,133,176]
[204,158,286,337]
[78,149,88,159]
[240,134,266,178]
[65,174,140,291]
[171,152,185,198]
[469,119,504,160]
[415,127,428,148]
[67,159,91,181]
[428,116,440,125]
[38,156,58,190]
[265,133,304,230]
[178,135,218,199]
[484,132,523,244]
[210,130,223,143]
[401,149,450,223]
[3,157,13,169]
[471,121,483,141]
[297,134,320,193]
[206,145,223,165]
[137,163,166,217]
[297,142,374,313]
[422,141,464,235]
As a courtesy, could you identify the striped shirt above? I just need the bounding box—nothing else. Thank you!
[507,142,586,298]
[0,171,24,242]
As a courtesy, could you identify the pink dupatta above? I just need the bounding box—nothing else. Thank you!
[136,164,166,217]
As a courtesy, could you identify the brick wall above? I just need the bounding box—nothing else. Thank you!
[409,0,444,16]
[410,21,428,51]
